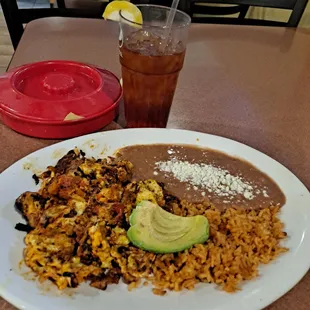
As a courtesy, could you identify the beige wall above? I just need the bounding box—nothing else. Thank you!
[247,3,310,27]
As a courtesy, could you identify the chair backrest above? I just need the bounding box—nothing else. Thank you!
[189,0,309,26]
[0,0,110,49]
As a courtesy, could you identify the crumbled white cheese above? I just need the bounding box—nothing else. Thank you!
[263,190,269,198]
[156,160,256,200]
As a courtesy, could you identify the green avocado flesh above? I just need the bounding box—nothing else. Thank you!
[127,201,209,254]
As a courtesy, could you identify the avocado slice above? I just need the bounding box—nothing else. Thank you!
[127,201,209,254]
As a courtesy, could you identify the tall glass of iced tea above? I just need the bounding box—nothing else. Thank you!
[119,5,191,128]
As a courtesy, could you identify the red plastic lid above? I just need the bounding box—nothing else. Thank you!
[0,60,122,138]
[0,60,121,121]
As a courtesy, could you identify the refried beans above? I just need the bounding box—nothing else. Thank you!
[117,144,286,211]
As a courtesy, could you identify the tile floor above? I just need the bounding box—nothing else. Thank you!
[17,0,50,9]
[0,14,13,73]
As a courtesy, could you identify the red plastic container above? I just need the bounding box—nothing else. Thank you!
[0,60,122,139]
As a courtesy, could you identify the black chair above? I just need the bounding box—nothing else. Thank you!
[0,0,109,49]
[189,0,309,26]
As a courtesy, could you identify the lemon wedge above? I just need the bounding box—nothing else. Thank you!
[103,0,142,24]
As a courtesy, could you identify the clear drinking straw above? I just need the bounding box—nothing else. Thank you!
[160,0,180,53]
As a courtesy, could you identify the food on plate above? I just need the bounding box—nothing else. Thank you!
[117,144,286,210]
[127,200,209,253]
[15,146,288,295]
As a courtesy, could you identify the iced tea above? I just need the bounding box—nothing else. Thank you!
[119,5,191,128]
[120,30,185,128]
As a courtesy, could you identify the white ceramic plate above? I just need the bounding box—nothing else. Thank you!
[0,129,309,310]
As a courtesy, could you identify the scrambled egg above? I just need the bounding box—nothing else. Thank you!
[15,149,164,291]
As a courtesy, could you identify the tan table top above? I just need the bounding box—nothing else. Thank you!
[1,17,309,310]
